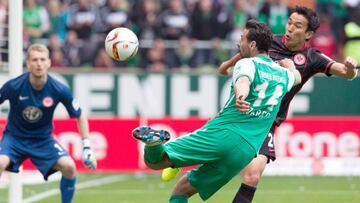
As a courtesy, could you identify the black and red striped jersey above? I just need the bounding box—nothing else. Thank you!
[269,35,335,125]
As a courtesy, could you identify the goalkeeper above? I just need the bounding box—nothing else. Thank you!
[0,44,96,203]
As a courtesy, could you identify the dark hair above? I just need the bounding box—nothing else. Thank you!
[292,6,320,32]
[245,19,273,53]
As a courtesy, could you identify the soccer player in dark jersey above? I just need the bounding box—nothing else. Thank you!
[218,6,358,203]
[0,44,97,203]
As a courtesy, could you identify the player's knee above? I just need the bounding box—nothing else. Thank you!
[59,159,77,177]
[0,156,10,172]
[0,162,7,173]
[242,169,261,186]
[172,175,196,198]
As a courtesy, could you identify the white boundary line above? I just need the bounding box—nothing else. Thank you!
[23,175,129,203]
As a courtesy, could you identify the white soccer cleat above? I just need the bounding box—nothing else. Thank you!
[132,126,170,146]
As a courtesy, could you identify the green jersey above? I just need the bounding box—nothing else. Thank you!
[205,55,296,153]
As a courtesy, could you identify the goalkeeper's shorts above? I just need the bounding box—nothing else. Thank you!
[0,133,69,180]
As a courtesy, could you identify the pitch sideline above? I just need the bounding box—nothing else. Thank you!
[23,174,130,203]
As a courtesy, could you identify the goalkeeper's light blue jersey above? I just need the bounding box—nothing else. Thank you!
[0,72,81,138]
[205,55,296,153]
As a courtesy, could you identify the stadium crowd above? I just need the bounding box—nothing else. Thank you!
[0,0,359,71]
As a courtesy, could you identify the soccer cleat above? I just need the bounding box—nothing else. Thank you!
[132,126,170,146]
[161,167,180,182]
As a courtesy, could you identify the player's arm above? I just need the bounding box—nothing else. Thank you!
[77,112,97,170]
[0,80,15,104]
[218,53,243,75]
[279,58,302,85]
[61,86,97,169]
[77,112,90,139]
[233,58,254,113]
[329,56,358,80]
[234,77,251,113]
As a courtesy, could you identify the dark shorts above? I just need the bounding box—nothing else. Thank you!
[0,134,69,180]
[258,124,276,163]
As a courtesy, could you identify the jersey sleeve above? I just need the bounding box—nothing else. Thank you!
[232,58,256,84]
[310,49,335,76]
[59,86,82,118]
[285,69,296,92]
[0,81,15,104]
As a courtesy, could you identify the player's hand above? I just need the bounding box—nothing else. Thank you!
[236,95,250,113]
[82,137,97,170]
[279,58,296,70]
[344,56,358,70]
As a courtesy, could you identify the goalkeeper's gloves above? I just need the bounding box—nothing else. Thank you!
[82,137,97,169]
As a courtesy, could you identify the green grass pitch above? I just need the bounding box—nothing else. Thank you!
[1,173,360,203]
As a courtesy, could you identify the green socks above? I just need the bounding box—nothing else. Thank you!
[144,144,165,164]
[169,195,188,203]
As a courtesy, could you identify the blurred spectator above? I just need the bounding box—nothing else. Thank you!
[13,0,352,71]
[246,0,262,19]
[47,33,63,53]
[157,0,189,40]
[0,0,8,62]
[213,0,232,39]
[228,0,250,42]
[287,0,315,10]
[50,48,68,68]
[190,0,218,41]
[174,35,193,68]
[343,5,360,68]
[93,48,116,68]
[316,0,348,45]
[89,0,106,7]
[213,38,231,66]
[343,0,360,7]
[141,38,169,72]
[67,0,100,65]
[131,0,162,40]
[23,0,50,42]
[62,30,81,67]
[67,0,99,39]
[190,0,218,67]
[310,14,337,59]
[258,0,290,34]
[46,0,69,41]
[98,0,130,35]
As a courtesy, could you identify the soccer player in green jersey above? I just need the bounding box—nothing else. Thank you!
[132,19,301,203]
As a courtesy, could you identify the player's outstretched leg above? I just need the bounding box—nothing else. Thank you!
[132,126,170,146]
[132,126,172,169]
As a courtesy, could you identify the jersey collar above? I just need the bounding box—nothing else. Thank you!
[256,54,272,62]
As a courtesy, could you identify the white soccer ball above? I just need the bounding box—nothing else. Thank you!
[104,27,139,61]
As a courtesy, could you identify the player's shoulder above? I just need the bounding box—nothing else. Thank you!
[235,58,255,68]
[47,74,71,92]
[306,46,321,53]
[306,47,334,61]
[4,72,29,89]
